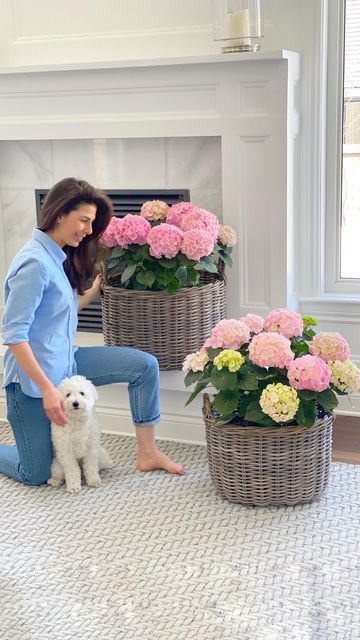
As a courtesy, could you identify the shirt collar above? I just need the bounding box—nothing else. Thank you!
[33,228,67,265]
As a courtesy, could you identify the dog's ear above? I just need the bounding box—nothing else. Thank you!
[57,377,70,395]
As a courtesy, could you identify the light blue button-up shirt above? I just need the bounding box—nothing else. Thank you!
[2,228,79,398]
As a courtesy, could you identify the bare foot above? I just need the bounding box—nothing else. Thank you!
[137,449,185,475]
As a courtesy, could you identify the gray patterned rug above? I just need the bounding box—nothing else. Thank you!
[0,422,359,640]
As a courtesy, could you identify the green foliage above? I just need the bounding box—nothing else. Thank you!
[237,373,258,391]
[295,399,317,428]
[103,243,223,293]
[185,381,210,406]
[184,370,204,388]
[211,368,238,391]
[291,338,310,357]
[317,387,338,412]
[213,389,239,414]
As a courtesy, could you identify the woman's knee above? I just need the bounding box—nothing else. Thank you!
[20,462,51,486]
[140,351,160,381]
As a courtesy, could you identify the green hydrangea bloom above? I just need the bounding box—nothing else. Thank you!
[213,349,245,373]
[302,315,318,327]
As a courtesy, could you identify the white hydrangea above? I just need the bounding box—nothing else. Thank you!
[260,383,300,423]
[218,225,237,247]
[182,351,209,374]
[329,360,360,394]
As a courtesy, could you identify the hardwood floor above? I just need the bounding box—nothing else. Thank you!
[332,414,360,464]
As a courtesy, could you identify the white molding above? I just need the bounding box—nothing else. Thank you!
[323,0,360,294]
[13,25,214,45]
[0,83,219,100]
[324,0,350,294]
[298,295,360,323]
[297,0,328,299]
[0,50,295,74]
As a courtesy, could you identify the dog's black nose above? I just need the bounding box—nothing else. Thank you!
[73,401,79,409]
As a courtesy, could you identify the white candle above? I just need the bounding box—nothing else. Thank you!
[227,9,251,45]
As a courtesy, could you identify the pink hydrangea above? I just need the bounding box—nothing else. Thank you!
[240,314,264,334]
[168,203,220,242]
[99,216,121,248]
[309,332,351,362]
[179,209,220,242]
[167,202,198,227]
[200,336,217,352]
[114,214,151,249]
[264,308,304,339]
[181,229,215,261]
[248,332,295,369]
[287,354,331,392]
[140,200,168,221]
[147,223,183,259]
[206,319,251,350]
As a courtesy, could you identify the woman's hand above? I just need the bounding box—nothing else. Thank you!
[91,273,104,297]
[78,273,104,311]
[42,386,66,426]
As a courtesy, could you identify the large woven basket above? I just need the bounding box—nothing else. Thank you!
[202,394,333,507]
[101,274,226,371]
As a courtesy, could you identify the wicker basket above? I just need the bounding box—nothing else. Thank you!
[202,393,333,507]
[101,273,226,371]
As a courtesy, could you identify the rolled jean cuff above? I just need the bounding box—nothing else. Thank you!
[133,414,160,427]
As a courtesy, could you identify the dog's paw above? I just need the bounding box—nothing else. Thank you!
[47,477,63,488]
[86,476,102,488]
[66,484,81,494]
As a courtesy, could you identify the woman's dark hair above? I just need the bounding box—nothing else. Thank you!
[39,177,113,294]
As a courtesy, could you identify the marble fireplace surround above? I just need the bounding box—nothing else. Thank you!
[0,51,300,442]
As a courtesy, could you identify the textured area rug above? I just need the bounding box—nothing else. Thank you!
[0,422,359,640]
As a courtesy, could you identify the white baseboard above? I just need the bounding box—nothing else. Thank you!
[94,402,206,445]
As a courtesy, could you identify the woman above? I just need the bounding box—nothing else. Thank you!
[1,177,184,485]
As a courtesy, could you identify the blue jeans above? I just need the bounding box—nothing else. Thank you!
[0,346,160,486]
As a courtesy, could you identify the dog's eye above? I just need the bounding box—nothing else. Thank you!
[79,391,85,396]
[66,393,71,398]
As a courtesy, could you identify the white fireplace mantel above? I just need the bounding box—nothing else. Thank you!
[0,50,300,318]
[0,51,301,441]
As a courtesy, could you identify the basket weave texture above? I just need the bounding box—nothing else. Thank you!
[202,393,333,507]
[101,274,226,371]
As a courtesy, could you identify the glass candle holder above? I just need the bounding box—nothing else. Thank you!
[212,0,263,53]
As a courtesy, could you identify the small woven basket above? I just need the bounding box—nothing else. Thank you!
[202,393,333,506]
[101,272,226,371]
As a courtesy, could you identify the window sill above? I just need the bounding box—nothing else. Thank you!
[298,296,360,322]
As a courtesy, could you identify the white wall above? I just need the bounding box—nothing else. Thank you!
[0,1,315,67]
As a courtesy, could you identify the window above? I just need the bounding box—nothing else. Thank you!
[341,0,360,278]
[325,0,360,293]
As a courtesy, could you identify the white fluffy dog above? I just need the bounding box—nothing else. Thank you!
[47,375,114,494]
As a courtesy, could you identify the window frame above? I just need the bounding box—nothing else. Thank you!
[324,0,360,294]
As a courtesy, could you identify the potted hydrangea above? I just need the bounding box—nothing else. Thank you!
[99,200,236,370]
[183,309,360,506]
